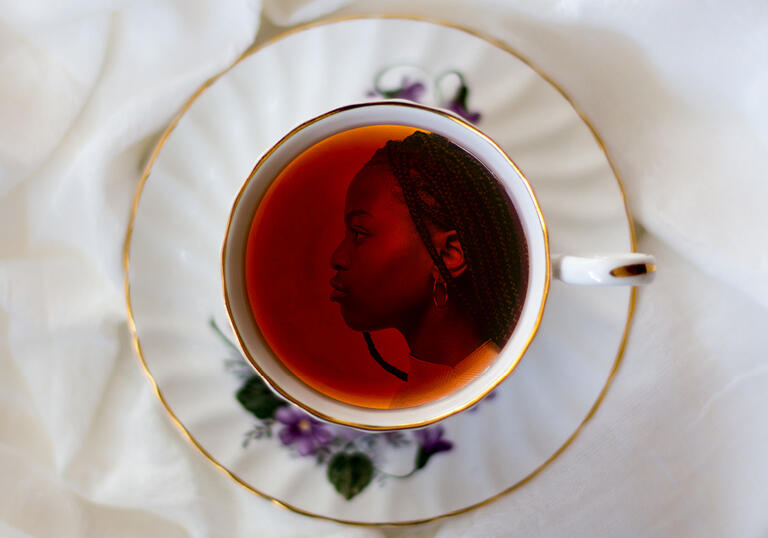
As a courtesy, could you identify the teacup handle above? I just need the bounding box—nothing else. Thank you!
[552,253,656,285]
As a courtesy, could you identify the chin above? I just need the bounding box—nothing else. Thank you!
[338,304,385,332]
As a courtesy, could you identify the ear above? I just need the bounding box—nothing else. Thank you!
[430,230,468,280]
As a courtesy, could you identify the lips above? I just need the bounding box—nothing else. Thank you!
[329,276,349,302]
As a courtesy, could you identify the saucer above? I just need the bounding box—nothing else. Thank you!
[125,16,636,525]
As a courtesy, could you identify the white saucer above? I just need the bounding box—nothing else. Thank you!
[125,16,636,526]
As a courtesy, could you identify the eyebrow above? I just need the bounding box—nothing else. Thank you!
[344,210,372,222]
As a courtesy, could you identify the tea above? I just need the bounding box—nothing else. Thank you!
[245,124,528,409]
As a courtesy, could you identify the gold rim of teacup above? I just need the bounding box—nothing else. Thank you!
[221,99,550,431]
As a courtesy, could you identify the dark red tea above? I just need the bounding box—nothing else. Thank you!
[245,125,528,409]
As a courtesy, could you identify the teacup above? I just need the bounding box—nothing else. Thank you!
[222,101,654,430]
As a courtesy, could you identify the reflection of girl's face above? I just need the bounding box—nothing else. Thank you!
[329,165,435,332]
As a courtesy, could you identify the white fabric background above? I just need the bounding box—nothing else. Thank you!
[1,0,766,536]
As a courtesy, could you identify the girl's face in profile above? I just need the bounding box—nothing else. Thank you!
[329,164,435,332]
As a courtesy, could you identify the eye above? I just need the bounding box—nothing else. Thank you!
[347,226,369,244]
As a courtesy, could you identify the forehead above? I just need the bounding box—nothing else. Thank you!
[344,164,402,212]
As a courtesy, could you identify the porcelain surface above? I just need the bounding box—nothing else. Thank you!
[126,17,634,524]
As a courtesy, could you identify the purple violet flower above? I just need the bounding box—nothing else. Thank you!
[275,407,334,456]
[415,426,453,455]
[371,77,426,101]
[414,426,453,469]
[438,71,482,123]
[391,78,426,101]
[445,90,481,123]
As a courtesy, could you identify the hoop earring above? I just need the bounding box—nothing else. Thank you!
[433,277,448,308]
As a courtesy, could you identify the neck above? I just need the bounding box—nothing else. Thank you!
[398,301,485,368]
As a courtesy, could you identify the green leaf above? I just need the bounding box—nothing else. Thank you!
[327,452,374,500]
[235,376,286,419]
[415,446,430,470]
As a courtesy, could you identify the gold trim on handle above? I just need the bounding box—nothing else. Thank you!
[123,14,640,527]
[610,263,657,278]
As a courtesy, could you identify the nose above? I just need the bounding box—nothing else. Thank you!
[330,237,349,271]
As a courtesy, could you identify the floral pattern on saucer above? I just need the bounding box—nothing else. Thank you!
[126,17,634,524]
[212,318,464,500]
[368,65,482,123]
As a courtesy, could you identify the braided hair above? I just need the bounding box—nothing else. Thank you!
[363,131,528,372]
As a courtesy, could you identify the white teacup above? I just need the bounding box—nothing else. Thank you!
[222,101,654,430]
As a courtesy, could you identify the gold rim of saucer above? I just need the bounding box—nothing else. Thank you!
[220,99,550,431]
[124,14,638,527]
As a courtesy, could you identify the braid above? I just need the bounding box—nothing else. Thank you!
[379,131,528,346]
